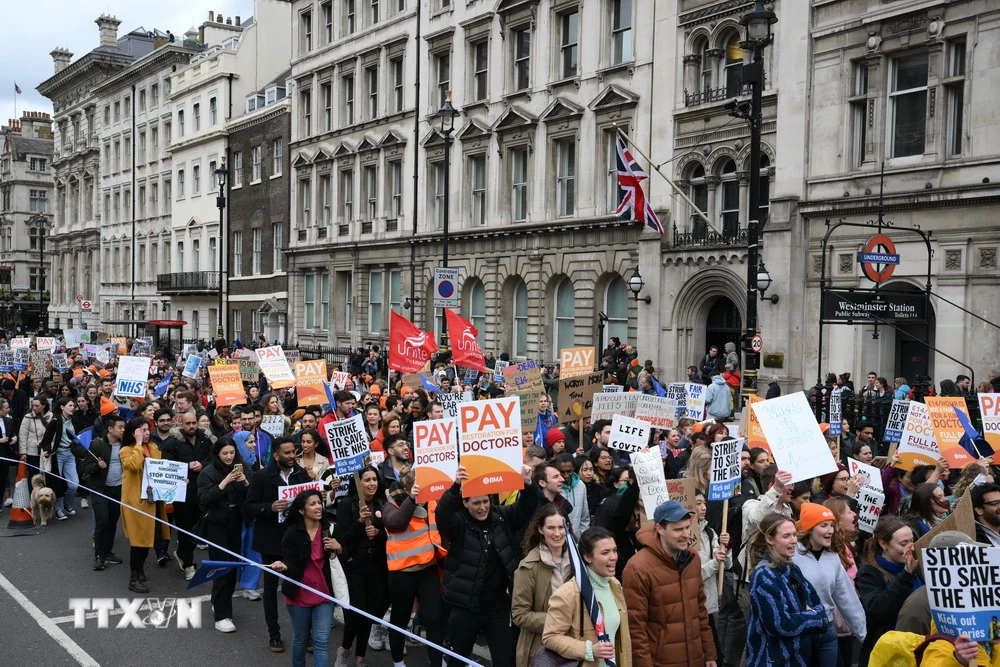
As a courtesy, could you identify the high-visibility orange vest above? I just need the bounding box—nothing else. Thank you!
[385,500,446,571]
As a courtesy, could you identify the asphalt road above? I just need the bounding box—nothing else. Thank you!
[0,503,491,667]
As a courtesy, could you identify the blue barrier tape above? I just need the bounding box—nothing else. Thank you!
[2,456,481,666]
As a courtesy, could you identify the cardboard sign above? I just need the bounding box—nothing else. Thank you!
[326,414,369,476]
[503,361,543,429]
[557,372,604,423]
[667,476,700,550]
[413,418,459,503]
[294,359,328,406]
[634,395,678,429]
[926,545,1000,641]
[847,457,884,495]
[260,415,286,439]
[141,458,188,503]
[631,449,669,520]
[708,438,744,501]
[896,401,940,470]
[856,488,885,534]
[607,415,651,453]
[883,399,910,444]
[925,397,977,468]
[257,345,295,389]
[684,382,706,420]
[559,347,595,379]
[458,396,523,498]
[752,392,838,483]
[978,393,1000,462]
[237,358,260,382]
[115,355,151,398]
[438,391,472,419]
[915,489,976,558]
[182,354,202,379]
[329,371,351,389]
[207,364,246,406]
[36,336,56,351]
[828,388,843,437]
[30,350,51,379]
[401,373,425,389]
[591,392,639,423]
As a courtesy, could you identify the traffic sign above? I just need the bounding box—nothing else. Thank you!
[433,267,460,309]
[750,334,764,353]
[858,234,899,283]
[76,294,84,303]
[81,300,92,310]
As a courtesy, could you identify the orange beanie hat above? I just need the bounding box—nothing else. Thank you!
[796,503,836,535]
[99,396,119,416]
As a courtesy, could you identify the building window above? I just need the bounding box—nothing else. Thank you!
[389,269,402,314]
[299,179,312,229]
[368,271,383,332]
[433,162,446,228]
[151,183,159,215]
[177,241,184,271]
[164,179,171,213]
[611,0,632,65]
[193,103,201,132]
[233,231,243,277]
[724,33,744,97]
[322,1,333,42]
[192,164,201,194]
[177,168,185,197]
[252,228,262,275]
[114,141,121,171]
[192,239,200,272]
[510,146,529,221]
[208,237,217,271]
[138,186,146,218]
[151,83,159,106]
[273,140,283,176]
[469,280,486,346]
[104,105,110,126]
[29,157,47,172]
[138,89,146,112]
[513,279,527,358]
[343,272,353,332]
[29,189,47,213]
[605,129,624,213]
[389,160,403,219]
[304,274,316,329]
[251,309,260,339]
[555,138,576,216]
[513,28,531,91]
[178,109,185,137]
[605,276,629,342]
[301,10,313,53]
[719,159,738,236]
[472,41,488,101]
[688,164,708,238]
[233,151,243,186]
[345,0,356,35]
[435,52,451,108]
[114,101,121,123]
[850,62,869,168]
[252,146,262,181]
[364,165,377,223]
[366,66,378,119]
[946,39,966,157]
[340,170,354,222]
[232,308,241,342]
[889,51,928,158]
[553,278,575,357]
[138,132,147,163]
[273,223,283,272]
[320,174,332,226]
[391,57,404,112]
[320,272,330,330]
[470,154,486,225]
[301,89,312,136]
[322,82,332,131]
[209,97,217,126]
[151,126,159,157]
[559,10,579,79]
[343,75,355,126]
[370,0,379,24]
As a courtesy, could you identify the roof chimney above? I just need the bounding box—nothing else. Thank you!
[217,10,223,22]
[95,14,122,47]
[208,11,215,22]
[235,16,240,26]
[50,47,73,74]
[226,17,232,25]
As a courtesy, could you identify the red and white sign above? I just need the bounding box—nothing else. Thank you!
[81,300,92,311]
[76,294,84,303]
[445,308,488,373]
[458,396,523,498]
[414,418,458,503]
[389,310,438,373]
[750,334,764,353]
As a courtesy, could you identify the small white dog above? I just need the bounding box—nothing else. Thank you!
[30,474,56,527]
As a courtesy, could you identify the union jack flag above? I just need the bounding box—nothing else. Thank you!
[614,133,663,234]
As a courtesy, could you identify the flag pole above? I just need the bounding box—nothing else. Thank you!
[614,126,721,235]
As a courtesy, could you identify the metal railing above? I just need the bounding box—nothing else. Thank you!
[672,224,747,248]
[338,224,350,237]
[361,220,373,234]
[295,344,388,377]
[386,218,398,232]
[684,82,752,107]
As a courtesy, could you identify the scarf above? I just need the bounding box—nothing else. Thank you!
[233,430,257,466]
[875,555,924,590]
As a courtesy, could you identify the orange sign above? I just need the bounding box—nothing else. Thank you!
[924,397,976,468]
[559,347,595,378]
[746,394,771,456]
[207,364,246,406]
[293,359,328,406]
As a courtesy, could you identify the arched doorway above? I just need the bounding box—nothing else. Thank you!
[888,284,935,383]
[705,297,742,358]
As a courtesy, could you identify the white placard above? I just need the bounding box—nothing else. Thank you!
[438,391,472,419]
[630,449,669,520]
[847,457,884,495]
[684,382,706,420]
[751,392,838,483]
[141,458,188,503]
[259,415,286,439]
[591,392,639,422]
[925,545,1000,641]
[634,395,678,429]
[602,384,623,393]
[856,488,886,534]
[608,414,650,453]
[708,438,744,501]
[256,345,296,388]
[115,355,151,398]
[326,414,370,476]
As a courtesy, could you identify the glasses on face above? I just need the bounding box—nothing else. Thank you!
[982,500,1000,507]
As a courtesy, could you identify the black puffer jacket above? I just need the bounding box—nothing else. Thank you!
[436,481,537,612]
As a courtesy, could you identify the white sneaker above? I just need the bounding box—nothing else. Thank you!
[80,498,89,509]
[184,565,196,581]
[368,624,386,651]
[243,588,261,601]
[214,618,236,633]
[3,498,12,507]
[334,647,352,667]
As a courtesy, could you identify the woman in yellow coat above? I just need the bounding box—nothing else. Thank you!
[120,415,170,593]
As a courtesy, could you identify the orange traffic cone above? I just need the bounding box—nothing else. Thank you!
[7,461,34,529]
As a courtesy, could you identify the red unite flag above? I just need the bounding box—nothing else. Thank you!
[444,308,488,373]
[388,310,438,373]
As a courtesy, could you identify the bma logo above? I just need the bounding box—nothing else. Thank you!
[68,598,202,629]
[398,333,431,360]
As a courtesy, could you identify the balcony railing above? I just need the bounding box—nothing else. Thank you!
[684,82,752,107]
[385,218,398,232]
[338,224,350,237]
[318,227,328,238]
[672,224,748,248]
[156,271,220,294]
[297,229,307,241]
[361,220,373,234]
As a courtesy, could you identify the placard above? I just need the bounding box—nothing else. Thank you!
[915,489,976,558]
[111,336,128,354]
[256,345,295,389]
[260,414,286,439]
[9,337,30,349]
[13,347,29,371]
[293,359,328,406]
[329,371,351,389]
[0,350,14,373]
[607,415,651,454]
[237,357,260,382]
[438,391,472,419]
[207,364,246,406]
[666,477,699,549]
[277,481,324,522]
[458,396,523,498]
[30,351,51,379]
[684,382,706,420]
[141,458,188,503]
[925,396,977,468]
[115,355,151,398]
[64,329,90,349]
[630,449,669,521]
[708,438,744,501]
[326,414,369,476]
[926,545,1000,641]
[745,394,770,454]
[633,395,678,429]
[896,401,940,470]
[182,354,202,379]
[413,418,458,503]
[856,488,885,534]
[847,457,884,495]
[979,393,1000,462]
[591,392,639,423]
[828,388,843,437]
[667,383,687,419]
[556,372,604,424]
[492,360,510,385]
[752,392,838,483]
[36,336,56,351]
[51,352,69,372]
[503,361,544,429]
[883,399,910,444]
[559,346,595,379]
[602,384,623,393]
[284,349,301,365]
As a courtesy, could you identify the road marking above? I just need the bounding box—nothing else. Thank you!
[0,569,100,666]
[51,594,212,625]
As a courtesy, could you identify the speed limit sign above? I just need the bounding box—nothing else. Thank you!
[750,334,764,353]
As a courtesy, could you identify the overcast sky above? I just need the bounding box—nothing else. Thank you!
[0,0,252,127]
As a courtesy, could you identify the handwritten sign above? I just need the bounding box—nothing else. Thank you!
[259,415,286,439]
[708,438,744,501]
[752,392,838,483]
[926,545,1000,641]
[591,392,639,423]
[326,414,369,476]
[607,415,650,454]
[503,361,544,429]
[458,396,523,497]
[856,489,885,534]
[237,357,260,382]
[30,351,51,379]
[438,391,472,419]
[413,418,458,503]
[141,458,188,503]
[684,382,706,420]
[634,395,678,429]
[559,346,595,379]
[115,355,151,398]
[256,345,295,389]
[557,372,604,424]
[631,449,669,521]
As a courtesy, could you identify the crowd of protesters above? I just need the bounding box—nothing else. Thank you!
[0,334,997,667]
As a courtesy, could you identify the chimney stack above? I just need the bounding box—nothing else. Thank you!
[50,48,73,74]
[217,10,223,22]
[95,14,122,47]
[235,16,240,26]
[226,17,232,25]
[209,11,215,22]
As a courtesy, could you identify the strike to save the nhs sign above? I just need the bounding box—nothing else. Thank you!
[116,356,151,398]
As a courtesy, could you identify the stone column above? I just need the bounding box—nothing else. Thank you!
[682,54,701,102]
[737,171,750,230]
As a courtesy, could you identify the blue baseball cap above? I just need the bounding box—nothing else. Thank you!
[653,500,695,525]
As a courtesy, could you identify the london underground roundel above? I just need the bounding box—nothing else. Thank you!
[858,234,899,283]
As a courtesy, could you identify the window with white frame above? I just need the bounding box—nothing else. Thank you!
[510,146,528,221]
[252,228,262,275]
[946,39,966,157]
[435,52,451,108]
[301,89,312,137]
[320,272,330,329]
[252,309,261,339]
[29,189,47,213]
[320,174,332,226]
[193,103,201,132]
[434,161,446,228]
[389,269,401,314]
[233,151,243,186]
[192,239,200,272]
[555,138,575,216]
[470,154,486,225]
[559,10,579,79]
[472,41,488,101]
[209,97,217,126]
[273,140,283,176]
[177,168,185,197]
[343,272,353,331]
[369,271,383,332]
[468,279,486,346]
[889,52,928,158]
[232,308,241,342]
[364,165,377,222]
[344,0,356,35]
[138,132,147,163]
[719,159,739,236]
[343,75,355,126]
[299,179,312,229]
[688,164,708,238]
[392,57,404,112]
[138,186,146,218]
[322,83,332,131]
[301,9,313,53]
[850,62,869,168]
[208,237,217,271]
[322,1,333,42]
[611,0,633,65]
[389,160,403,219]
[513,279,528,357]
[151,126,159,157]
[252,146,262,181]
[553,278,575,357]
[151,183,158,214]
[273,223,283,272]
[233,231,242,276]
[341,169,354,222]
[370,0,379,25]
[366,66,378,119]
[192,164,201,194]
[605,276,628,341]
[513,28,530,91]
[304,274,316,329]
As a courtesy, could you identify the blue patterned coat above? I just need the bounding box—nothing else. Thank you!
[746,559,830,666]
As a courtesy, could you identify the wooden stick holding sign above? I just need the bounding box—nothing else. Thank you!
[353,472,372,527]
[718,506,728,596]
[708,438,743,595]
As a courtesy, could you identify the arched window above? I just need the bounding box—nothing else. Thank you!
[468,280,486,347]
[513,280,528,358]
[758,155,771,225]
[692,37,711,93]
[688,164,708,239]
[719,159,739,236]
[724,33,744,96]
[553,278,576,358]
[605,276,629,343]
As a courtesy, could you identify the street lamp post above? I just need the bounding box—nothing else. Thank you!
[437,91,459,350]
[738,0,777,401]
[214,157,229,352]
[28,213,50,333]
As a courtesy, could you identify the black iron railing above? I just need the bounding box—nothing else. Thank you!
[672,224,747,248]
[684,82,752,107]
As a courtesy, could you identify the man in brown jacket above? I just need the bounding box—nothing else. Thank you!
[622,500,717,667]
